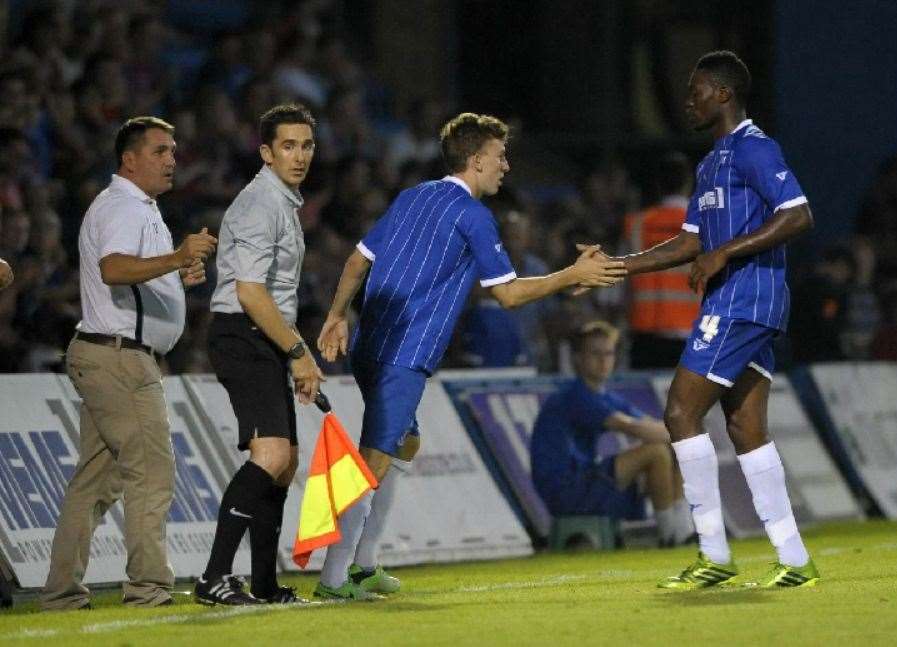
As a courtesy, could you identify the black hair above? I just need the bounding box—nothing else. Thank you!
[114,116,174,167]
[259,103,316,148]
[696,50,752,106]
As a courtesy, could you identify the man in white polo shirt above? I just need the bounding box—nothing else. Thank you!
[41,116,217,610]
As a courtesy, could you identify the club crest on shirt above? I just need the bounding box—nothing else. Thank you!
[776,171,788,181]
[692,339,710,351]
[494,243,503,253]
[698,187,725,211]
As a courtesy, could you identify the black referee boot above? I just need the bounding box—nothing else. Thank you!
[194,575,261,606]
[253,585,309,605]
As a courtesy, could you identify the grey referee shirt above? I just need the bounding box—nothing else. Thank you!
[211,165,306,324]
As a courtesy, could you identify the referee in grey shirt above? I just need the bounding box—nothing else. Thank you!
[41,117,216,610]
[196,104,322,606]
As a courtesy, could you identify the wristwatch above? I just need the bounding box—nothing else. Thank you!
[287,339,307,359]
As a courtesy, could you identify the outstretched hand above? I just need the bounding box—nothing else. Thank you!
[570,243,627,294]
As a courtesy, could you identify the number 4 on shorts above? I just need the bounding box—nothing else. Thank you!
[699,315,721,343]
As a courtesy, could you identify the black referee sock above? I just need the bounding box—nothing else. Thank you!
[204,461,274,581]
[249,485,289,598]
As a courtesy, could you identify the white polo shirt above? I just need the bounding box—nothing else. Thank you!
[76,174,186,354]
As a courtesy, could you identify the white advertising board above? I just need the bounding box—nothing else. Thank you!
[651,374,861,538]
[186,374,533,571]
[809,363,897,518]
[0,375,127,588]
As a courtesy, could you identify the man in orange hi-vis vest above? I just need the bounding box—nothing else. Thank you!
[623,152,700,368]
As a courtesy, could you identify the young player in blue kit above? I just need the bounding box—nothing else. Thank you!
[607,51,819,588]
[313,113,627,599]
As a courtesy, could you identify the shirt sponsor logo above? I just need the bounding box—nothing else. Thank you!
[698,187,725,211]
[776,171,788,181]
[494,243,503,253]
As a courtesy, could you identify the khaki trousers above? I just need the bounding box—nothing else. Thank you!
[40,339,175,609]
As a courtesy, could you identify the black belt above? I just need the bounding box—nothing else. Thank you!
[74,332,158,358]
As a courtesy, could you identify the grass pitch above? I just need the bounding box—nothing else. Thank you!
[2,521,895,646]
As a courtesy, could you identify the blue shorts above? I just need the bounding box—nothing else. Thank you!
[537,457,646,520]
[351,357,425,456]
[680,315,776,387]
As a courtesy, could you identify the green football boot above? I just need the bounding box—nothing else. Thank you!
[313,580,383,601]
[349,564,401,594]
[657,552,739,590]
[745,559,820,588]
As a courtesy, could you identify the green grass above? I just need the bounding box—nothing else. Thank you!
[2,521,896,646]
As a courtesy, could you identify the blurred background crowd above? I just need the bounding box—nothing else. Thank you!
[0,0,895,376]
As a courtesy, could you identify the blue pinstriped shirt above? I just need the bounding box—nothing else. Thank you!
[351,177,516,374]
[683,119,807,331]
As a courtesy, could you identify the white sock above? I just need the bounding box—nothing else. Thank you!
[354,459,407,570]
[737,442,809,567]
[655,506,676,544]
[671,434,730,564]
[672,497,695,544]
[320,491,373,588]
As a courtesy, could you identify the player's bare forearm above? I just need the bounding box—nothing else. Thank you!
[236,280,301,352]
[490,268,578,309]
[622,232,702,275]
[716,204,813,260]
[494,245,627,307]
[327,249,371,319]
[99,253,181,285]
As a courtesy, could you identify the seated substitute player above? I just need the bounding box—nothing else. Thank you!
[600,51,819,588]
[531,321,694,547]
[314,112,627,599]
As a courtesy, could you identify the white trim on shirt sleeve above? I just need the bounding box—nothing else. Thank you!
[356,241,375,261]
[480,271,517,288]
[774,196,808,212]
[682,223,699,233]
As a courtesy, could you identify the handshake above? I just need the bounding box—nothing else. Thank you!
[569,243,627,294]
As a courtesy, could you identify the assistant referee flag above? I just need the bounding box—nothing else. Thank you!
[292,393,378,568]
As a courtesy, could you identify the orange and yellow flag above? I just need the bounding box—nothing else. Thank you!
[292,408,378,568]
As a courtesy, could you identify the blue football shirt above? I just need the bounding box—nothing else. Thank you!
[683,119,807,331]
[351,176,516,374]
[530,379,642,497]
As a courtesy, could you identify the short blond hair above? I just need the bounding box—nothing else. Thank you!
[571,320,620,352]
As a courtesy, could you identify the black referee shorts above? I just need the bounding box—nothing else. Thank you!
[208,312,297,451]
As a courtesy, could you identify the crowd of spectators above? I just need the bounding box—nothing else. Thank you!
[0,2,894,376]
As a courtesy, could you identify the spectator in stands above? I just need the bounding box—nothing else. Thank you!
[530,321,693,547]
[789,246,855,363]
[871,286,897,361]
[386,98,445,172]
[622,152,700,369]
[842,237,882,359]
[856,155,897,283]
